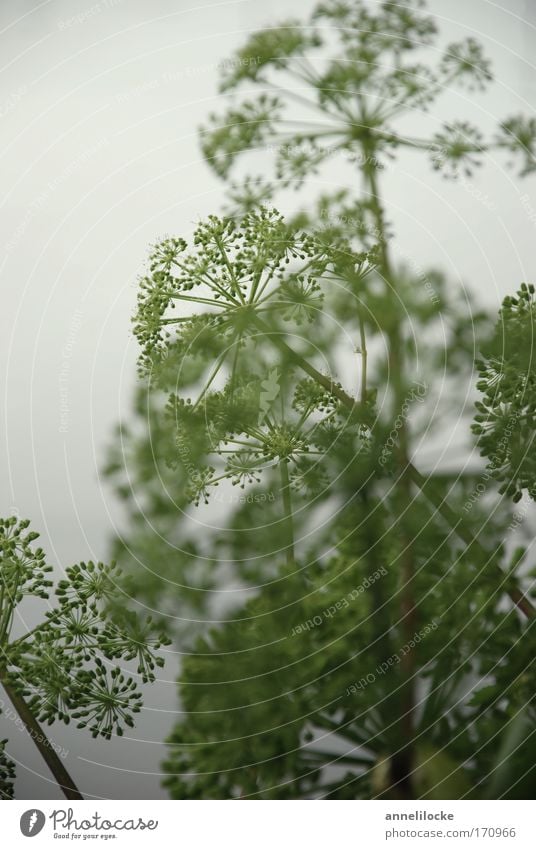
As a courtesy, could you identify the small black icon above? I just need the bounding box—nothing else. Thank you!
[20,810,46,837]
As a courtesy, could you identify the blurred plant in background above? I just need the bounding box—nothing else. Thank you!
[106,0,536,799]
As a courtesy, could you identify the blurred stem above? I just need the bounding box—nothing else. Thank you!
[360,490,392,669]
[0,675,83,800]
[252,319,536,619]
[279,460,295,565]
[358,311,368,404]
[0,568,21,645]
[364,155,416,799]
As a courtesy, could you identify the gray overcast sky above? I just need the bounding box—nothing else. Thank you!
[1,0,535,799]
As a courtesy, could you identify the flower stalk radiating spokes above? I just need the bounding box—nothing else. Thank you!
[0,517,169,798]
[134,206,378,512]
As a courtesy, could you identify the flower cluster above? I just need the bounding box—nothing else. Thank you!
[0,739,15,799]
[121,0,536,805]
[430,122,485,178]
[496,115,536,177]
[200,96,282,178]
[314,0,437,53]
[192,0,534,205]
[134,208,377,505]
[440,38,493,90]
[473,283,536,501]
[219,22,322,92]
[1,518,170,745]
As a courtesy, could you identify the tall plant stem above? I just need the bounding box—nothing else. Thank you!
[358,311,368,404]
[364,159,416,798]
[279,459,295,566]
[0,677,83,800]
[252,319,536,620]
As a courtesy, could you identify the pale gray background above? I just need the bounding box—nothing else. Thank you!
[0,0,535,799]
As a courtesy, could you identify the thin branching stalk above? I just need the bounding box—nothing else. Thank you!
[0,677,83,800]
[279,459,295,566]
[255,318,535,619]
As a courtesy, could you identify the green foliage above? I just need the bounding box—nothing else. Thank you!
[163,492,534,799]
[0,738,16,799]
[133,208,339,377]
[430,122,484,178]
[220,22,322,92]
[497,116,536,177]
[0,516,169,797]
[131,204,381,524]
[473,284,536,502]
[197,0,532,198]
[108,0,536,800]
[200,97,282,178]
[439,38,492,90]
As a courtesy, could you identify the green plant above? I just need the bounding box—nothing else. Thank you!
[108,0,536,799]
[0,517,169,799]
[473,283,536,502]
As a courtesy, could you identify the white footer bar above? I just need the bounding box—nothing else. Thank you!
[4,800,533,848]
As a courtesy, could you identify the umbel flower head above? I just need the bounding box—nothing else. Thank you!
[0,517,170,762]
[133,208,330,373]
[473,283,536,502]
[195,0,535,200]
[133,208,377,505]
[133,207,377,376]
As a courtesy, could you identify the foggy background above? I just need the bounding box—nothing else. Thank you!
[0,0,535,799]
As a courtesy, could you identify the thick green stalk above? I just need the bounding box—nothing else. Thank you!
[254,309,535,620]
[358,311,368,404]
[363,156,417,799]
[1,677,83,800]
[253,317,369,424]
